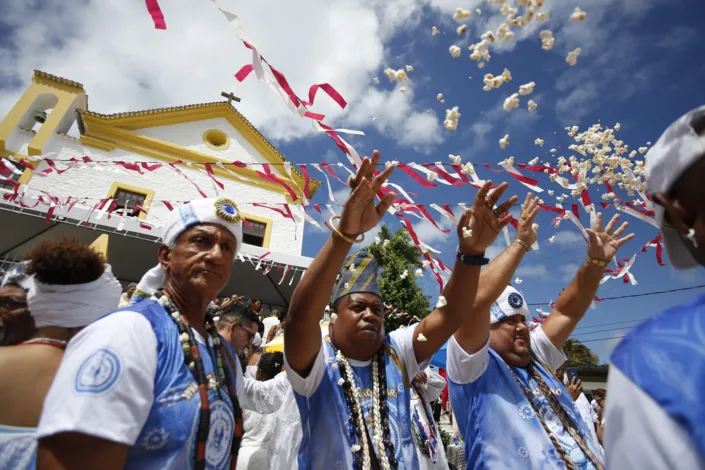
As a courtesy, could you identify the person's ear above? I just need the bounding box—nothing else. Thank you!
[157,244,172,272]
[654,193,691,234]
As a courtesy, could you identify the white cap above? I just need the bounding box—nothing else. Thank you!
[645,105,705,269]
[490,286,529,324]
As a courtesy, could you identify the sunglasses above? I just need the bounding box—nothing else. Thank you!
[235,323,256,343]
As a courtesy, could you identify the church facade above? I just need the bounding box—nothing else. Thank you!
[0,70,320,309]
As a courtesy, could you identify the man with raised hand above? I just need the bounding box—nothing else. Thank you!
[606,106,705,469]
[284,150,516,470]
[448,193,634,470]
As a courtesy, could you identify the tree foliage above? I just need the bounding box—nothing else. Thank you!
[365,225,431,332]
[562,338,600,367]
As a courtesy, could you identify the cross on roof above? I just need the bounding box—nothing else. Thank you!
[221,91,241,104]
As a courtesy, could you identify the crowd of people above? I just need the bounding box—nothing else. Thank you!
[0,107,703,469]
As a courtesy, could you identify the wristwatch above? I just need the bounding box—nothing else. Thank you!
[456,246,489,266]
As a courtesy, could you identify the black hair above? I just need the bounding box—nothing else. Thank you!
[216,303,258,330]
[25,237,104,285]
[257,352,284,381]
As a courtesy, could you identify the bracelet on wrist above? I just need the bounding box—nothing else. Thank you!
[515,239,532,252]
[456,246,489,266]
[585,256,610,268]
[329,216,365,244]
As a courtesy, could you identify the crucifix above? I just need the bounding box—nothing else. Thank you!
[221,91,241,104]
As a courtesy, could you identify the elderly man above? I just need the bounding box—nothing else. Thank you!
[285,150,517,469]
[447,193,633,469]
[36,198,281,470]
[606,107,705,469]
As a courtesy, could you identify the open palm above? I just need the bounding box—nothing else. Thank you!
[586,213,635,261]
[457,180,518,255]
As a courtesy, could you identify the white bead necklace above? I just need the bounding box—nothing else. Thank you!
[336,350,372,470]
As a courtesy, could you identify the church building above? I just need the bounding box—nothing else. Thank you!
[0,70,320,311]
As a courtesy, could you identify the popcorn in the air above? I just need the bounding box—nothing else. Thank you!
[462,227,473,239]
[373,77,380,84]
[399,87,407,94]
[383,239,390,248]
[437,93,444,101]
[449,154,462,165]
[528,157,539,166]
[375,236,381,244]
[515,277,523,285]
[540,30,554,50]
[422,260,431,269]
[570,7,587,22]
[548,190,554,196]
[444,106,462,131]
[449,45,462,58]
[528,100,538,112]
[384,68,396,81]
[476,8,482,15]
[536,12,549,22]
[396,69,409,81]
[406,65,414,72]
[415,268,423,277]
[417,333,428,342]
[499,134,510,149]
[427,172,438,182]
[436,296,448,308]
[566,48,582,66]
[519,82,536,95]
[461,163,475,175]
[548,236,556,243]
[453,8,472,20]
[400,270,409,280]
[344,283,350,289]
[457,25,468,35]
[372,117,378,121]
[638,147,648,154]
[432,26,439,36]
[504,93,520,111]
[535,138,545,146]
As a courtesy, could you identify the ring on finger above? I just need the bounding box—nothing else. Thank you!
[484,196,495,209]
[493,207,504,218]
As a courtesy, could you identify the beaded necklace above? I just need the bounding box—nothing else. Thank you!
[410,383,438,463]
[156,292,243,470]
[506,357,604,470]
[333,343,398,470]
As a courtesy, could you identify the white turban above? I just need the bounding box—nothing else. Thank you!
[133,198,244,301]
[27,265,122,328]
[490,286,529,324]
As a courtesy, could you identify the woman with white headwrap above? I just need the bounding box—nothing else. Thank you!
[0,237,122,470]
[37,198,284,470]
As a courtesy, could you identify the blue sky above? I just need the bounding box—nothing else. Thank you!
[2,0,705,362]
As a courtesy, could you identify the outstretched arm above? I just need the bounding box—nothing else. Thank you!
[411,181,519,364]
[453,194,540,354]
[542,213,634,348]
[285,151,395,376]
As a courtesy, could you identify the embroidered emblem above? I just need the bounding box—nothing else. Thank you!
[518,446,530,459]
[518,404,535,420]
[214,198,241,223]
[205,400,234,467]
[178,203,199,229]
[141,428,170,451]
[75,348,121,394]
[508,292,524,309]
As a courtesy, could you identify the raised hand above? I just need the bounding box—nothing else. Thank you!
[516,193,541,247]
[457,181,518,255]
[567,377,583,401]
[586,213,635,261]
[337,150,395,237]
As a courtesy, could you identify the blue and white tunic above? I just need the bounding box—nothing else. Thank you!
[37,299,282,470]
[447,326,603,470]
[606,294,705,470]
[285,325,427,470]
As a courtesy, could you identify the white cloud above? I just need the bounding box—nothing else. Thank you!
[0,0,447,147]
[516,263,549,279]
[411,217,454,246]
[553,230,584,246]
[559,262,581,282]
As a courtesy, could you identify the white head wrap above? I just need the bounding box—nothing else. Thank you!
[490,286,529,324]
[27,265,122,328]
[133,198,244,300]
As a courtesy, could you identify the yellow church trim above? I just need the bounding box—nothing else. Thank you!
[240,211,273,249]
[105,182,155,221]
[75,102,321,200]
[80,119,302,202]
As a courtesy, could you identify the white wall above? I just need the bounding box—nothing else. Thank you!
[3,119,305,255]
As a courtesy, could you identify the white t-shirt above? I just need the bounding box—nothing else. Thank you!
[38,310,285,448]
[285,324,427,398]
[606,367,705,470]
[262,317,280,343]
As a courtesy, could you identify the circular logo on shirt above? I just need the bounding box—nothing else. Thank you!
[74,348,122,394]
[387,403,403,461]
[205,400,234,468]
[508,293,524,309]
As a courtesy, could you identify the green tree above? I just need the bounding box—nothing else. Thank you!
[365,225,431,331]
[563,338,600,367]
